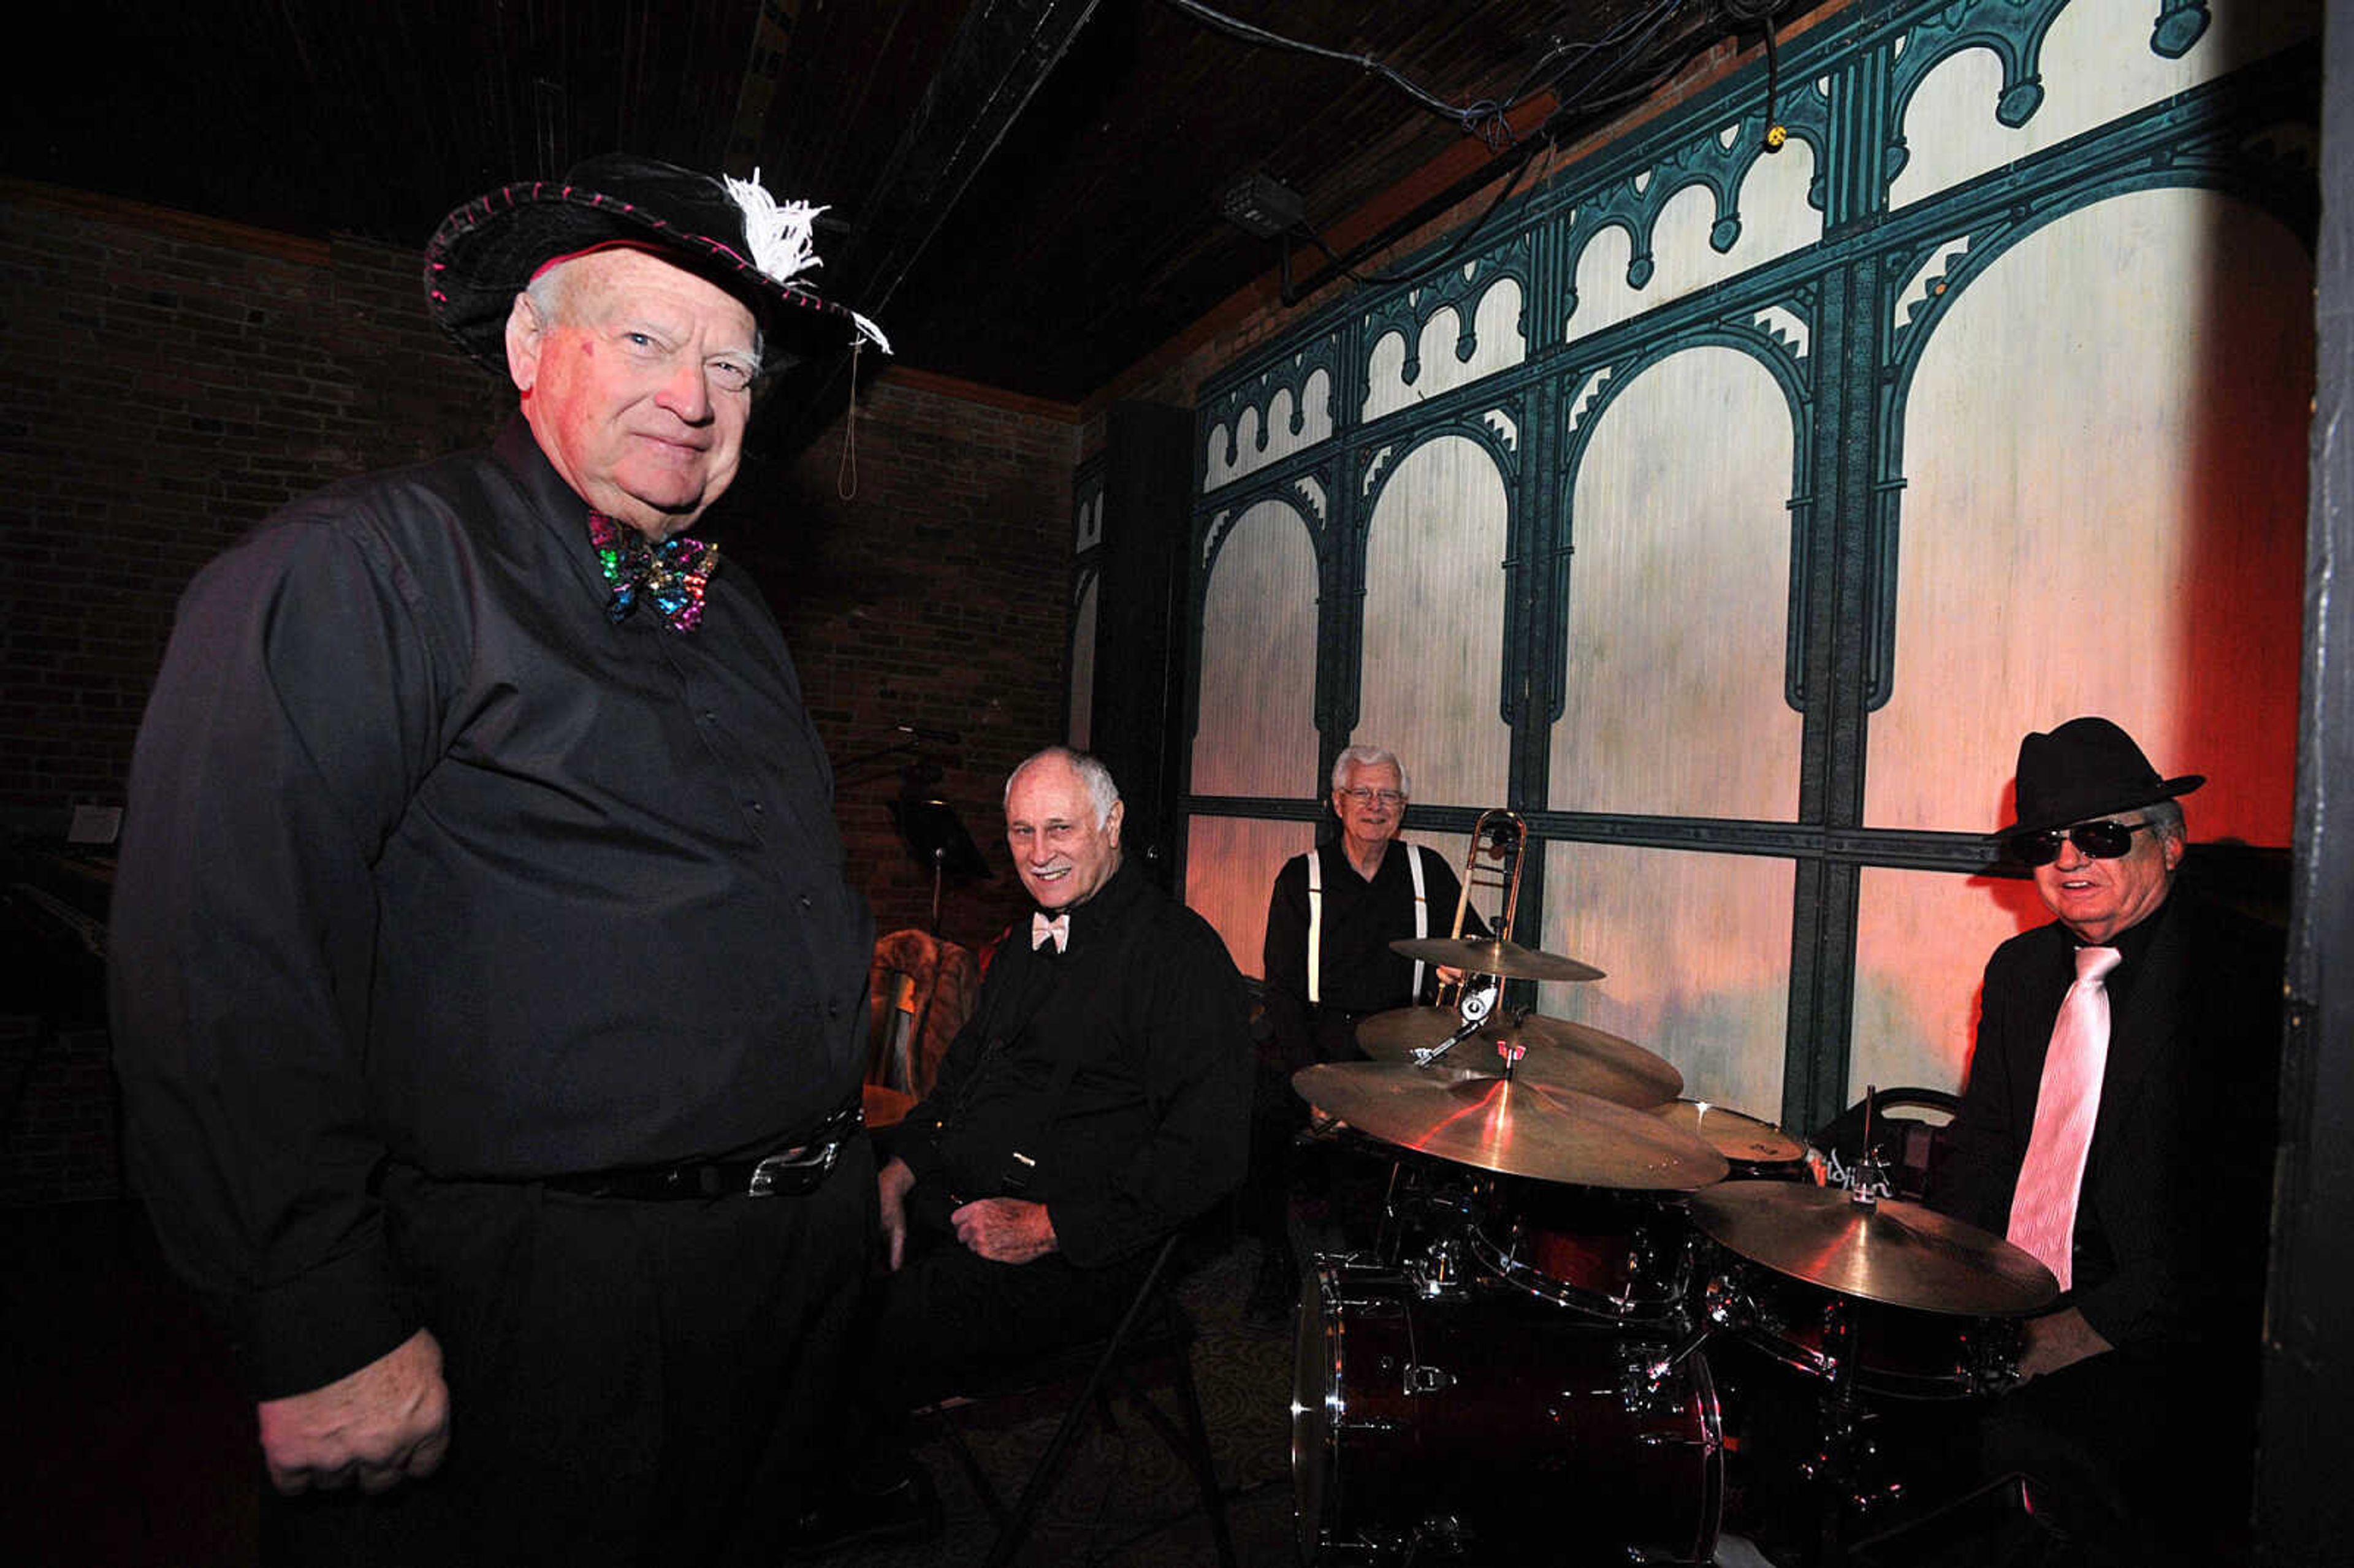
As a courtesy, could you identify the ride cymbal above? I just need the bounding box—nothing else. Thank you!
[1292,1062,1727,1192]
[1689,1181,2059,1316]
[1355,1006,1682,1109]
[1389,937,1605,983]
[1652,1100,1806,1166]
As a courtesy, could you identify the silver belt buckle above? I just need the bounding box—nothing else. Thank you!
[747,1137,840,1198]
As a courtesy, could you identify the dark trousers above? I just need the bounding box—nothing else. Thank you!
[1973,1350,2255,1567]
[262,1137,877,1568]
[1244,1007,1371,1270]
[1831,1348,2256,1568]
[840,1221,1154,1481]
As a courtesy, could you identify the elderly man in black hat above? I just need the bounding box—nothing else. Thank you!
[1927,716,2284,1565]
[110,156,888,1563]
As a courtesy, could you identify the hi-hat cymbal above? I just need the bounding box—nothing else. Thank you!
[1689,1181,2059,1317]
[1389,937,1605,983]
[1292,1062,1728,1191]
[1652,1100,1807,1166]
[1355,1007,1682,1109]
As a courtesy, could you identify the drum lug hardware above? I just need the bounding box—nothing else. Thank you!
[1628,1323,1710,1399]
[1403,1363,1453,1395]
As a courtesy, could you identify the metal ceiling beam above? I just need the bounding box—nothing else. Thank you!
[760,0,1103,446]
[831,0,1106,316]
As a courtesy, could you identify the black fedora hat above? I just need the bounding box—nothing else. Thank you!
[2005,716,2204,836]
[424,153,888,376]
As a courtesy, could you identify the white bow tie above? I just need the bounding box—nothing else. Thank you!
[1030,911,1070,953]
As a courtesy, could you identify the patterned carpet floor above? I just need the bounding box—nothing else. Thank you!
[818,1233,1304,1568]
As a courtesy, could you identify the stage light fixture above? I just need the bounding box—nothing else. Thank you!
[1220,171,1306,239]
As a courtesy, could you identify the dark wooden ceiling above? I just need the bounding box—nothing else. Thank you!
[8,0,1795,403]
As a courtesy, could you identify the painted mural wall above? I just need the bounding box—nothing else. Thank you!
[1180,0,2315,1133]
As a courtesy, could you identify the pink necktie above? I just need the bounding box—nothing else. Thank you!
[2006,945,2123,1290]
[1030,911,1069,953]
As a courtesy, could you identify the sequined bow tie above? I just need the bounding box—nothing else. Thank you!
[1031,911,1070,953]
[588,512,718,632]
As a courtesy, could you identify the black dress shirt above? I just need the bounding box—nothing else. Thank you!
[1260,839,1480,1068]
[893,856,1253,1268]
[109,419,873,1398]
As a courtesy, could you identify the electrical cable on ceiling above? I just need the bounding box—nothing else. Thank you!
[1721,0,1796,150]
[1176,0,1789,299]
[1161,0,1520,148]
[1164,0,1708,153]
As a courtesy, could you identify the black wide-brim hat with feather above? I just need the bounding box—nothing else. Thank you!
[424,152,888,375]
[2003,715,2204,836]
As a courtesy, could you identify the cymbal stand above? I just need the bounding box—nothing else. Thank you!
[1407,976,1498,1070]
[1804,1135,1900,1567]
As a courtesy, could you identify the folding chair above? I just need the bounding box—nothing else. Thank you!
[925,1232,1238,1568]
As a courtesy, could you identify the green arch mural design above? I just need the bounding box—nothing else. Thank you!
[1178,0,2315,1130]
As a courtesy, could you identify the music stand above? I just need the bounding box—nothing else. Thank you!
[889,792,991,934]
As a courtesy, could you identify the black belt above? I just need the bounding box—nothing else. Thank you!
[538,1102,864,1201]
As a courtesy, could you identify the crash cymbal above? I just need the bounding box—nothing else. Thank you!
[1652,1100,1807,1166]
[1689,1181,2059,1317]
[1355,1007,1682,1109]
[1292,1062,1728,1192]
[1388,937,1606,984]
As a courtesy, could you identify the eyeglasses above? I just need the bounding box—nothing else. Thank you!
[2006,818,2158,867]
[1338,788,1405,808]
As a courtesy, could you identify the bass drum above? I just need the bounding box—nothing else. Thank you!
[1294,1261,1723,1564]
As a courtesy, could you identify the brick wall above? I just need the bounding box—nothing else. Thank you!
[0,187,514,821]
[739,375,1080,947]
[0,181,1076,1200]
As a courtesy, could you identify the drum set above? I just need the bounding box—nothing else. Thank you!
[1284,816,2059,1567]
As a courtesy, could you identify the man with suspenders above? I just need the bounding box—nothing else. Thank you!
[1246,745,1484,1317]
[1261,746,1480,1064]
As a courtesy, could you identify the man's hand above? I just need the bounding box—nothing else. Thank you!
[951,1197,1057,1264]
[2015,1307,2112,1383]
[878,1156,917,1272]
[256,1328,451,1495]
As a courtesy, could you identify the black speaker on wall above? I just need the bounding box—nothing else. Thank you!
[1086,402,1194,890]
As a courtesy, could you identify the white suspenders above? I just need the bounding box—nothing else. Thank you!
[1305,843,1430,1007]
[1406,844,1430,997]
[1306,850,1324,1005]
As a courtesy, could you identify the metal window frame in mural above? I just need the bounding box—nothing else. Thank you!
[1179,0,2316,1131]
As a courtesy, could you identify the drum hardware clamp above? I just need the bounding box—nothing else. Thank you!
[1401,1363,1455,1395]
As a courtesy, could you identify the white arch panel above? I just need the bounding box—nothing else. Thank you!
[1889,0,2319,211]
[1357,435,1513,807]
[1192,499,1320,799]
[1550,345,1802,820]
[1067,574,1097,750]
[1867,188,2309,844]
[1537,840,1794,1119]
[1364,275,1527,422]
[1185,816,1317,978]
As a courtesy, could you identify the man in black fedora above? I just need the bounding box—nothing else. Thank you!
[110,155,887,1563]
[1929,715,2284,1565]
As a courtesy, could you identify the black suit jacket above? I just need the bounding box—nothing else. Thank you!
[893,857,1253,1268]
[1931,889,2282,1366]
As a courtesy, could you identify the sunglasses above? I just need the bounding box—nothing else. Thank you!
[2006,818,2158,867]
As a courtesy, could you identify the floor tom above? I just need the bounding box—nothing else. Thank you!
[1294,1260,1723,1563]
